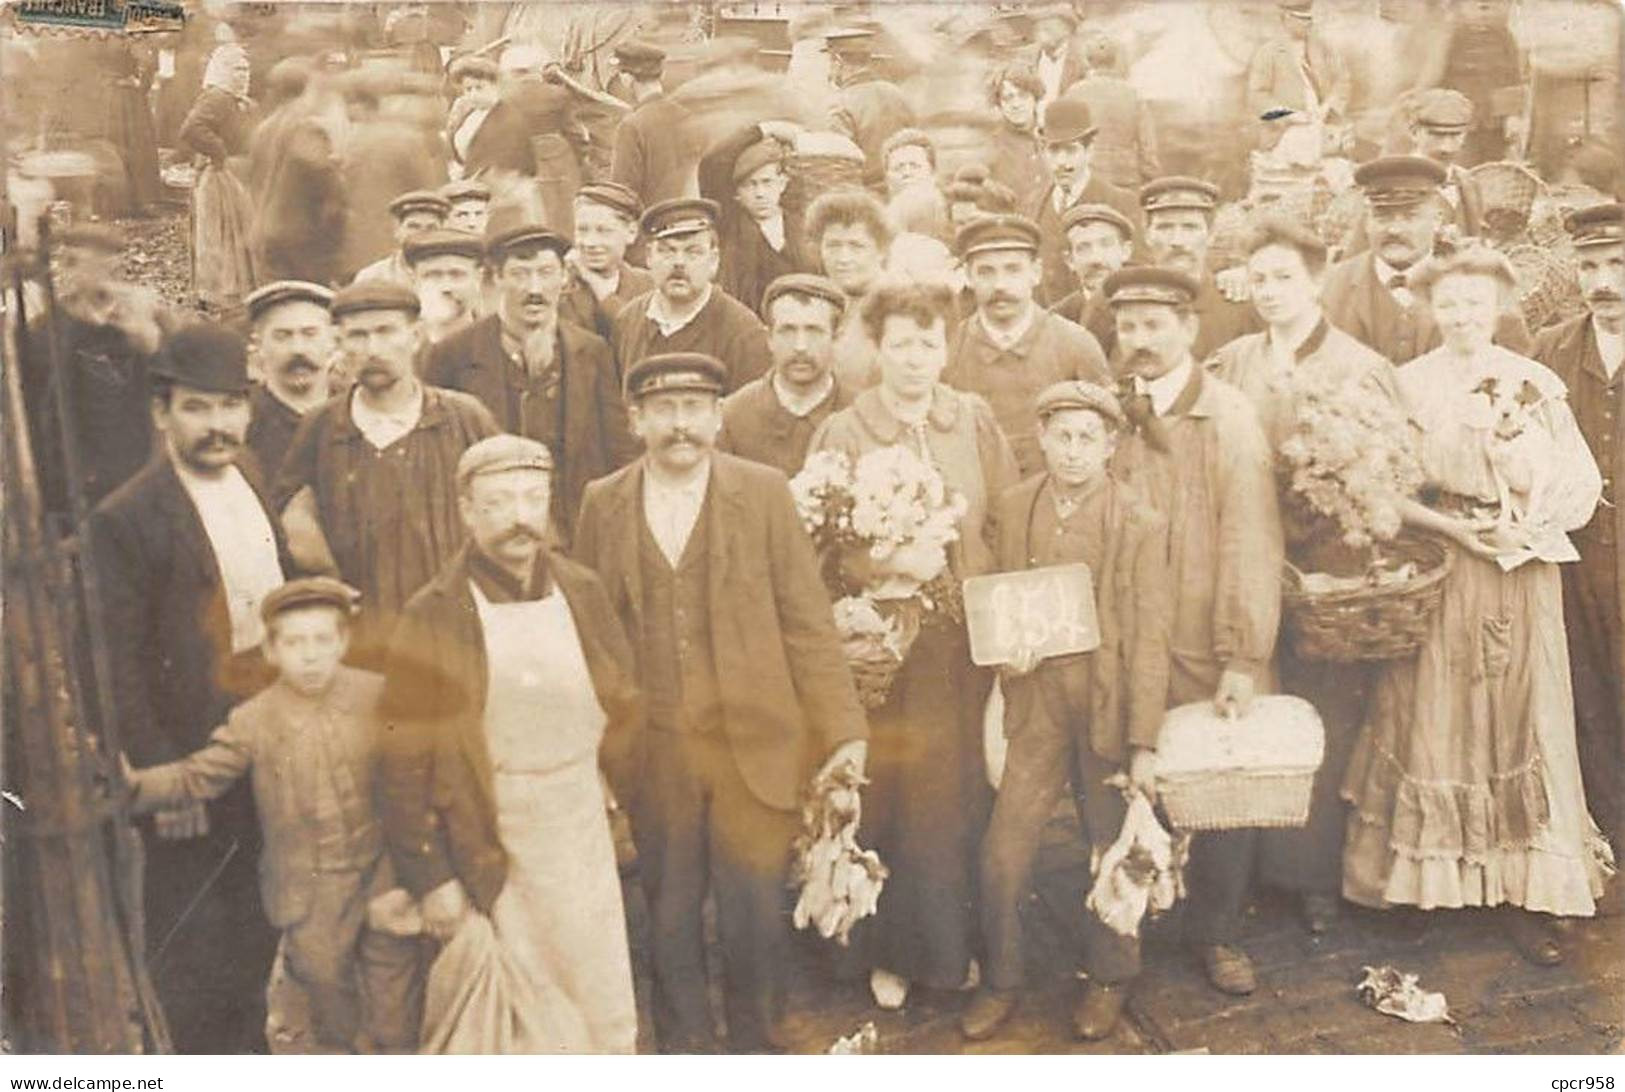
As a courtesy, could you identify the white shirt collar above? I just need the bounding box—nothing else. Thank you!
[1593,317,1624,380]
[641,458,712,565]
[646,284,713,337]
[757,213,786,252]
[979,302,1038,351]
[1136,355,1195,416]
[772,372,834,418]
[350,381,424,451]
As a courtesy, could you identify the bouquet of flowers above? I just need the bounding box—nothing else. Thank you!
[791,446,967,707]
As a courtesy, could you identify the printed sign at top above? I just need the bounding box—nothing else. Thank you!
[963,562,1101,668]
[13,0,184,33]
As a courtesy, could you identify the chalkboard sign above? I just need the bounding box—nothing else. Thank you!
[963,563,1100,667]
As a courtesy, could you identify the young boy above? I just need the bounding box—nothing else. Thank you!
[962,380,1173,1043]
[126,577,423,1053]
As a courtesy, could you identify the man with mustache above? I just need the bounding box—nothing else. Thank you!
[559,182,654,343]
[717,273,852,476]
[354,190,450,287]
[244,280,337,482]
[1046,203,1135,358]
[90,322,292,1051]
[275,280,498,658]
[1027,93,1141,307]
[423,221,636,544]
[1104,266,1283,998]
[572,352,867,1052]
[1320,156,1531,363]
[945,214,1110,477]
[404,230,486,346]
[611,198,771,395]
[1532,201,1625,856]
[1139,177,1263,362]
[377,434,643,1051]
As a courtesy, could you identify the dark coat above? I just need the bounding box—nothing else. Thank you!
[376,547,644,912]
[455,99,536,178]
[572,453,868,810]
[991,474,1172,762]
[178,86,252,164]
[89,455,293,769]
[421,314,639,540]
[559,263,655,344]
[697,122,815,318]
[717,374,852,477]
[245,383,304,484]
[1320,250,1532,364]
[610,286,771,394]
[251,113,346,286]
[1028,174,1143,306]
[832,73,917,186]
[610,93,698,207]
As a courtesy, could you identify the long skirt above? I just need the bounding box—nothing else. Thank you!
[1341,547,1614,914]
[191,163,256,312]
[421,759,636,1054]
[844,621,993,990]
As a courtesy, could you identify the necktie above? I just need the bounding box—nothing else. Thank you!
[1388,272,1413,309]
[1117,379,1170,453]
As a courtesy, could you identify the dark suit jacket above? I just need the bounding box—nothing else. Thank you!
[1029,174,1144,306]
[376,547,643,913]
[421,314,638,541]
[991,474,1172,763]
[457,99,536,178]
[1320,251,1532,364]
[572,453,868,810]
[697,122,815,317]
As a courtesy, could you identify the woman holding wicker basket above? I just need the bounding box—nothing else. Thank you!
[1340,244,1615,964]
[806,274,1019,1011]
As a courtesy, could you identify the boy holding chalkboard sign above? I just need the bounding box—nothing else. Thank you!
[961,380,1173,1044]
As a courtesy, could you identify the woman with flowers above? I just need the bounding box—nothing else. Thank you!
[1211,216,1411,938]
[1340,245,1613,964]
[808,274,1019,1010]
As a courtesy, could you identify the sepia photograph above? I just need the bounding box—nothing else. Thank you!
[0,0,1620,1068]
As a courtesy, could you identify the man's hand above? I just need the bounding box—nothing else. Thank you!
[154,800,209,840]
[815,739,868,782]
[1126,747,1158,803]
[1214,265,1250,304]
[421,878,473,942]
[999,643,1042,680]
[759,119,804,146]
[1213,668,1256,720]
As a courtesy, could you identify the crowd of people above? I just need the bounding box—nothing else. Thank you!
[13,0,1623,1056]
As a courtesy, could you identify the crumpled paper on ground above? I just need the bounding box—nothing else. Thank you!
[1356,965,1455,1025]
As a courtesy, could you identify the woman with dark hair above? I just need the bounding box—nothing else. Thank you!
[1341,244,1614,963]
[985,63,1047,214]
[809,274,1019,1011]
[805,190,896,391]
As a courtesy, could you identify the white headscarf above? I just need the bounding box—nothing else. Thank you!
[203,43,250,99]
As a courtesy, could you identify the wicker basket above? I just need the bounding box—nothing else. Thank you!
[1156,696,1324,832]
[1282,531,1452,663]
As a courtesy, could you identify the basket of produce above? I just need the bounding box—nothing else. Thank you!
[1155,695,1324,831]
[1283,530,1453,662]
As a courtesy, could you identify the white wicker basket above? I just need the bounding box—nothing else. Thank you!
[1155,695,1324,831]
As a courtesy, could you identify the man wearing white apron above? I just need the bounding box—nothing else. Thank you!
[378,434,645,1052]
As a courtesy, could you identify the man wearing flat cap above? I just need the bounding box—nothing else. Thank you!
[1102,266,1284,999]
[275,280,499,656]
[1027,92,1141,306]
[423,222,636,543]
[440,179,492,237]
[698,118,816,321]
[91,321,294,1051]
[1139,176,1263,361]
[355,190,450,287]
[1321,156,1531,363]
[1046,203,1135,356]
[717,273,853,476]
[573,352,867,1052]
[611,198,772,395]
[446,52,534,182]
[1245,0,1350,153]
[1403,88,1485,236]
[945,214,1110,477]
[962,379,1171,1043]
[559,182,656,343]
[379,434,643,1051]
[827,26,917,187]
[244,280,337,480]
[610,39,700,208]
[1533,202,1625,852]
[404,230,487,345]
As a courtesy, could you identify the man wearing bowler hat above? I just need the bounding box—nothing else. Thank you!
[1533,202,1625,854]
[244,280,337,481]
[423,221,636,543]
[610,39,698,208]
[275,280,498,648]
[1320,155,1530,363]
[1027,92,1141,307]
[945,213,1110,477]
[573,352,867,1051]
[561,181,655,342]
[91,321,294,1051]
[611,198,771,394]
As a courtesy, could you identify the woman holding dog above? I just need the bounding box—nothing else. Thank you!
[1341,244,1614,962]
